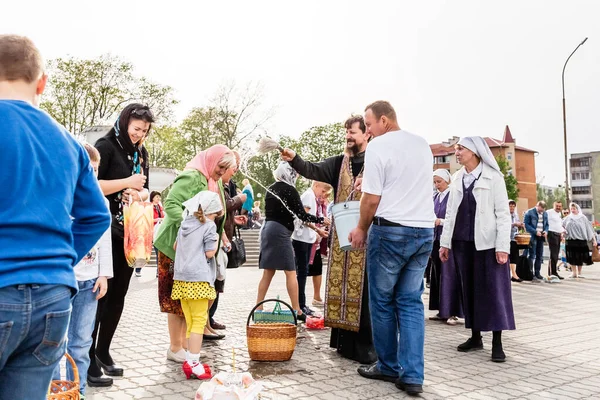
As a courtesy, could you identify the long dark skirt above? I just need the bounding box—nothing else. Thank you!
[565,239,593,266]
[452,240,515,332]
[329,269,377,364]
[428,240,464,318]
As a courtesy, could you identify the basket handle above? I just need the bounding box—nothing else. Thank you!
[246,298,297,326]
[64,352,79,384]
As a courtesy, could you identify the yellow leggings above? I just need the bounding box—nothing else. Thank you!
[180,298,209,338]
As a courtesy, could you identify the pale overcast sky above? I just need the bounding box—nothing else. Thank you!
[3,0,598,185]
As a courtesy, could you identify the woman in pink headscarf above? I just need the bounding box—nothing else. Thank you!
[154,144,236,363]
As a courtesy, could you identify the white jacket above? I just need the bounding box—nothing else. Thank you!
[440,163,511,253]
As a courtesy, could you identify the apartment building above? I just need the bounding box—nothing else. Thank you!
[570,151,600,222]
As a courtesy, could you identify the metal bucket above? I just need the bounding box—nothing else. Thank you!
[331,200,360,251]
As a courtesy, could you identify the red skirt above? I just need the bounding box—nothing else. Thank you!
[157,251,183,316]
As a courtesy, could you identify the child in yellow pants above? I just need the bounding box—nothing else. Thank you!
[171,191,223,380]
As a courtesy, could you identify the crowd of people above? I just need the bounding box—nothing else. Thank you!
[2,34,600,399]
[508,199,597,282]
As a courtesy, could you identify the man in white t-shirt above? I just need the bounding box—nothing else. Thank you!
[546,201,564,279]
[349,101,435,396]
[292,182,329,317]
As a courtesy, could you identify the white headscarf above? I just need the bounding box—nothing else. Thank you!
[182,191,223,218]
[433,169,451,183]
[273,162,298,187]
[458,136,502,174]
[566,202,587,221]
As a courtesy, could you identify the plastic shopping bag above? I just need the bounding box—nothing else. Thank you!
[195,372,263,400]
[123,200,154,268]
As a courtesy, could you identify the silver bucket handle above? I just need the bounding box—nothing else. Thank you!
[344,190,356,207]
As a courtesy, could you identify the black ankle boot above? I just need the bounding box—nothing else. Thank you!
[457,336,483,352]
[491,343,506,362]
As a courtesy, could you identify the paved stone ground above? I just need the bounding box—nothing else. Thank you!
[85,261,600,400]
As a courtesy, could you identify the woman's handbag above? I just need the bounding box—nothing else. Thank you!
[227,226,247,269]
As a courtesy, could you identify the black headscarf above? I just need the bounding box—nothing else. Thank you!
[105,103,154,173]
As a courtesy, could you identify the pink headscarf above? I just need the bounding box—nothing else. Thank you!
[185,144,231,194]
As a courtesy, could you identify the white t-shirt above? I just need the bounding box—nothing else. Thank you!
[74,198,114,281]
[547,209,564,234]
[362,130,436,228]
[292,188,318,244]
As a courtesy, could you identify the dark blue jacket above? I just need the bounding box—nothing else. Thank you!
[524,207,549,238]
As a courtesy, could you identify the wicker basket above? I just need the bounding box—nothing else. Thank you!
[515,234,531,246]
[247,299,297,362]
[48,353,80,400]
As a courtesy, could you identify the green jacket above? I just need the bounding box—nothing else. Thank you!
[154,169,225,260]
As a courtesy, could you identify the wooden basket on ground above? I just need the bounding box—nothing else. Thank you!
[246,299,297,362]
[48,353,80,400]
[515,233,531,246]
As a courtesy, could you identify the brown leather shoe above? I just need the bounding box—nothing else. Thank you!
[212,321,226,330]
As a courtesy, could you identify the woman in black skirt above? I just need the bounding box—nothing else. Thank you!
[563,202,596,278]
[255,162,324,321]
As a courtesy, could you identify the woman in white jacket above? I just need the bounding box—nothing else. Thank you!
[439,136,515,363]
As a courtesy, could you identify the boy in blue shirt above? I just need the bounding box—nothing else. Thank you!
[0,34,111,400]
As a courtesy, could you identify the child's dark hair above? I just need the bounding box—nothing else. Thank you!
[194,206,206,223]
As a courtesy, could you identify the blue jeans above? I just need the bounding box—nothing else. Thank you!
[367,225,433,385]
[53,279,98,394]
[528,235,545,275]
[0,284,72,400]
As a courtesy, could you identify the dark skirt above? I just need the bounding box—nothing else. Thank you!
[157,251,183,316]
[509,240,520,264]
[329,268,376,364]
[259,221,295,271]
[428,240,464,318]
[565,239,593,266]
[452,240,516,332]
[307,252,323,276]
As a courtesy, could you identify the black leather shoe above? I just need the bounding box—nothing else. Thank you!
[491,344,506,363]
[357,362,397,383]
[87,375,113,387]
[457,337,483,352]
[96,356,124,376]
[203,333,225,340]
[395,380,424,396]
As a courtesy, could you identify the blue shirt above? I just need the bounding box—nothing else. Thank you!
[0,100,111,291]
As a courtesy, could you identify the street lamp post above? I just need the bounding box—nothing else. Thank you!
[562,37,588,206]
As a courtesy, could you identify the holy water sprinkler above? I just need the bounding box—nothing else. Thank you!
[257,137,284,155]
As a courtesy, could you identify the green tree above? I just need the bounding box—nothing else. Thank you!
[295,123,346,165]
[41,54,177,135]
[210,81,274,149]
[238,135,297,197]
[144,125,188,170]
[146,82,272,171]
[496,154,519,201]
[536,184,567,207]
[239,122,347,197]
